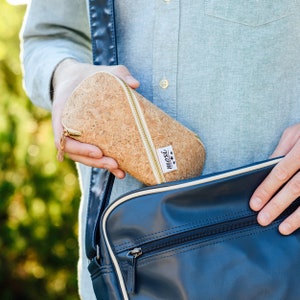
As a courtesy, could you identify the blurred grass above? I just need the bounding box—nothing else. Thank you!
[0,1,81,299]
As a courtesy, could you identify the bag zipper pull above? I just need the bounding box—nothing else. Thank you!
[127,247,142,294]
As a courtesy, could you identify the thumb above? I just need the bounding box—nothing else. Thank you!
[110,65,140,89]
[124,74,140,89]
[270,124,300,158]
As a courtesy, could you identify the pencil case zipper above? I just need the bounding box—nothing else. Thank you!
[121,82,166,184]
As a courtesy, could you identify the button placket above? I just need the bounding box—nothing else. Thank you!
[152,0,179,118]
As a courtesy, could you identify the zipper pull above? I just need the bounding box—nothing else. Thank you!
[127,247,142,294]
[57,126,81,162]
[57,129,69,162]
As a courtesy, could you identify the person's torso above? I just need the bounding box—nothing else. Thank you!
[111,0,300,198]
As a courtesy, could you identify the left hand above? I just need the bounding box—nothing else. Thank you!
[52,60,140,178]
[250,123,300,235]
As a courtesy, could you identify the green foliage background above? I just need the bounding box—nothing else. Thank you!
[0,1,81,299]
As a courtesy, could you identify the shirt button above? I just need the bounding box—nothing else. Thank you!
[159,79,169,89]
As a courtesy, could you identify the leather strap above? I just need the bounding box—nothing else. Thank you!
[89,0,118,66]
[85,0,117,260]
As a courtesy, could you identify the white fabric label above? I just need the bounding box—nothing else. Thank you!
[156,145,178,174]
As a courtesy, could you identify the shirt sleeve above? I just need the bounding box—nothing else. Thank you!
[20,0,92,111]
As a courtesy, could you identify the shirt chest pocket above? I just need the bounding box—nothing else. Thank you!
[204,0,296,27]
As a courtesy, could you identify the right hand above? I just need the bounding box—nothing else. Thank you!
[51,59,140,178]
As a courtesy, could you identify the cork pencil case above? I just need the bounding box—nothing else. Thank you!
[59,71,206,186]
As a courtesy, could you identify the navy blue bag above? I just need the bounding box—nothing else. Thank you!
[87,157,300,300]
[86,1,300,299]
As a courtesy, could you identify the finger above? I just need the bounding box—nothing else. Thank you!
[250,159,294,212]
[270,134,293,158]
[270,124,300,158]
[110,65,140,89]
[279,206,300,235]
[250,149,300,212]
[63,137,103,158]
[124,74,140,89]
[256,171,300,226]
[68,153,126,179]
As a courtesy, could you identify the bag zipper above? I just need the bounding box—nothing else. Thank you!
[126,247,143,294]
[125,214,258,294]
[125,195,300,294]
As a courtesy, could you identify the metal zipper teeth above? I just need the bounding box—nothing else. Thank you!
[131,215,258,257]
[125,208,295,294]
[120,81,166,184]
[101,157,282,300]
[129,196,300,259]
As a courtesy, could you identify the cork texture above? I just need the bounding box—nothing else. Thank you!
[61,72,206,185]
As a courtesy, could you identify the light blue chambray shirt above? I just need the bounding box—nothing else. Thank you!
[21,1,300,298]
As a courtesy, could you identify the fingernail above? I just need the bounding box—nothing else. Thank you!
[116,171,126,179]
[126,75,139,87]
[251,197,262,210]
[279,222,292,235]
[258,211,270,226]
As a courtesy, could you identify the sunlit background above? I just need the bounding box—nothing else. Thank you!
[1,0,81,299]
[6,0,28,5]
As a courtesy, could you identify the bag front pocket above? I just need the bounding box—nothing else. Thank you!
[204,0,296,27]
[121,210,300,299]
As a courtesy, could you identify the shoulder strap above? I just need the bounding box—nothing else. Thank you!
[89,0,118,66]
[85,0,117,260]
